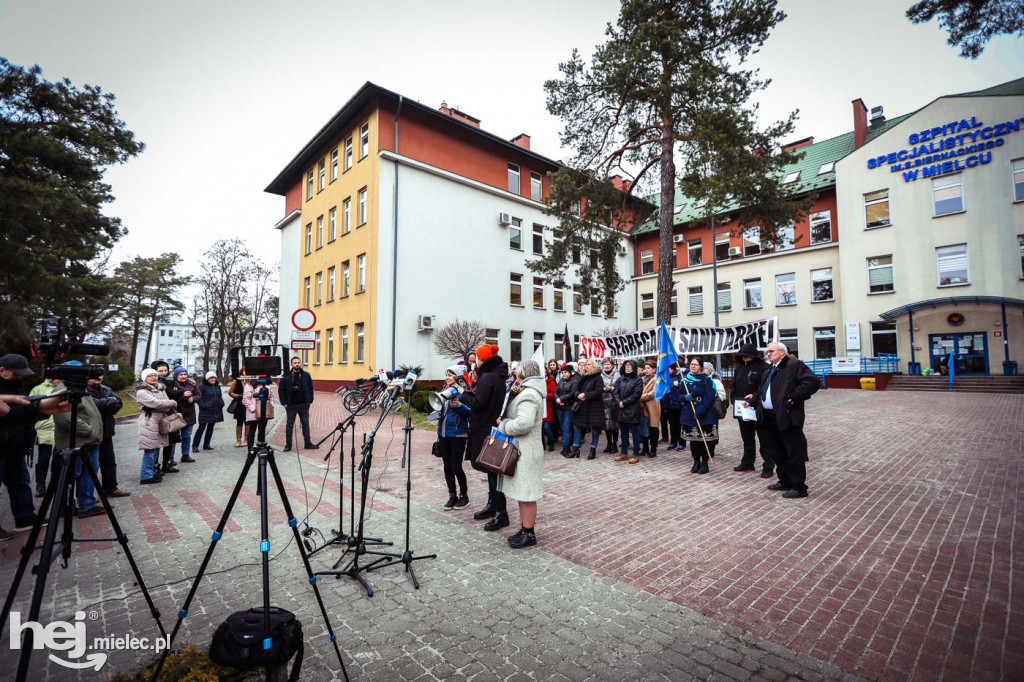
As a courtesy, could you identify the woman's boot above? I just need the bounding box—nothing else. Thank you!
[690,450,700,473]
[603,431,615,453]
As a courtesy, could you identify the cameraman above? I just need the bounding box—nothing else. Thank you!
[151,361,183,474]
[87,372,129,498]
[242,377,274,450]
[52,362,105,517]
[29,375,61,497]
[278,356,316,452]
[0,354,43,536]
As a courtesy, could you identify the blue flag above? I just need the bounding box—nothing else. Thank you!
[655,320,679,401]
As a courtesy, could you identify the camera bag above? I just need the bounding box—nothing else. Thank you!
[209,607,304,681]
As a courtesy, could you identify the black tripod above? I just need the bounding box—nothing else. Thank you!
[366,384,436,588]
[153,390,349,681]
[0,392,167,682]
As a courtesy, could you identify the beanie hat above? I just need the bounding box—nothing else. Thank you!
[475,344,499,364]
[446,364,466,377]
[150,360,168,370]
[205,371,217,380]
[703,362,715,374]
[173,366,187,378]
[141,368,157,380]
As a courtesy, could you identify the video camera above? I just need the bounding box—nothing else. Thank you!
[229,344,288,381]
[34,316,108,394]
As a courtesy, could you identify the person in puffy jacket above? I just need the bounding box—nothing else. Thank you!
[242,380,275,450]
[152,361,184,474]
[572,358,606,460]
[677,356,718,474]
[553,363,578,456]
[437,365,472,511]
[600,358,619,454]
[171,367,198,463]
[29,377,60,498]
[87,372,128,498]
[51,362,104,516]
[730,344,770,476]
[136,369,177,484]
[546,359,562,443]
[612,359,644,463]
[192,372,225,451]
[496,360,546,549]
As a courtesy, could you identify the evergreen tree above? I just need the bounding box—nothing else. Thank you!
[907,0,1024,58]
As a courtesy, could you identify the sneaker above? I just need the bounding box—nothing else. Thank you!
[0,527,13,541]
[454,495,470,509]
[508,528,537,549]
[666,444,676,451]
[442,495,457,510]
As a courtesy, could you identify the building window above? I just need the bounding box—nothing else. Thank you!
[306,169,314,200]
[589,250,599,269]
[687,239,702,267]
[1019,235,1024,277]
[871,321,897,356]
[868,256,894,293]
[640,248,654,274]
[782,171,800,184]
[554,333,565,362]
[510,273,523,306]
[330,149,338,181]
[508,163,520,194]
[316,216,324,248]
[314,331,321,364]
[345,136,353,170]
[573,285,583,314]
[776,273,796,305]
[357,254,366,293]
[572,244,581,265]
[688,286,703,315]
[355,323,364,362]
[811,268,834,302]
[327,329,334,364]
[553,288,564,312]
[343,198,351,234]
[340,326,349,363]
[532,224,544,255]
[777,223,795,251]
[305,224,312,254]
[302,349,308,366]
[485,328,499,346]
[814,327,836,359]
[509,217,522,250]
[359,122,369,159]
[358,188,367,225]
[715,233,731,262]
[510,331,522,362]
[328,267,336,301]
[329,207,337,241]
[780,328,799,358]
[342,261,350,297]
[743,226,760,257]
[533,277,545,308]
[590,295,600,316]
[318,159,326,192]
[936,244,969,286]
[570,199,580,215]
[933,173,963,216]
[716,282,731,312]
[530,171,542,201]
[534,332,544,354]
[818,162,835,175]
[743,279,762,309]
[809,210,832,245]
[315,272,323,306]
[304,277,311,307]
[864,189,891,228]
[669,289,678,317]
[1013,159,1024,202]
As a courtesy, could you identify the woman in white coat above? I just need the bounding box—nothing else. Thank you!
[136,368,178,484]
[497,359,545,549]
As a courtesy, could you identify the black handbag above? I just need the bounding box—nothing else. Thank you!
[431,440,441,457]
[226,397,241,415]
[209,607,304,681]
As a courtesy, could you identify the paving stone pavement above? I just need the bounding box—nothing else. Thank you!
[0,388,1019,681]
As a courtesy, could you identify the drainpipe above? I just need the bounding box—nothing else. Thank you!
[391,95,403,369]
[710,214,720,373]
[1001,299,1010,374]
[908,310,916,374]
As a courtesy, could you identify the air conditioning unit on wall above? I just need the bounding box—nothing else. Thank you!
[672,234,686,244]
[417,315,435,332]
[498,212,511,226]
[728,246,742,257]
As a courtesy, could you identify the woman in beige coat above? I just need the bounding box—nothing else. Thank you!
[640,359,661,458]
[136,368,177,484]
[497,359,545,549]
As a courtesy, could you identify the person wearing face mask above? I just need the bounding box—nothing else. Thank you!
[612,359,644,464]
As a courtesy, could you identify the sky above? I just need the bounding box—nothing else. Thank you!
[1,0,1021,278]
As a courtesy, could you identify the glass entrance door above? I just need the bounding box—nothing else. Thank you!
[929,332,989,376]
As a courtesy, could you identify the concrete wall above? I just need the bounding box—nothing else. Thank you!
[276,210,301,348]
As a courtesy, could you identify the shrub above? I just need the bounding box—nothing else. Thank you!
[410,388,434,414]
[92,356,136,391]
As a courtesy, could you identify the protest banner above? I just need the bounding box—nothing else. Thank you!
[578,317,778,360]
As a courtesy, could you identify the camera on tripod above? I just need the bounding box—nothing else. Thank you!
[34,316,109,395]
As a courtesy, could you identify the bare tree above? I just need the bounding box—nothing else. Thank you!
[433,319,486,361]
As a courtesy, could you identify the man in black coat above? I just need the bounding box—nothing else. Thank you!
[458,344,510,531]
[87,373,129,498]
[0,354,42,536]
[731,344,771,477]
[278,356,317,451]
[745,342,820,498]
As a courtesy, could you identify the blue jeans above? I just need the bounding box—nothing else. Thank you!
[0,445,37,526]
[557,408,575,446]
[179,424,194,456]
[573,425,601,449]
[619,423,640,457]
[542,421,554,444]
[141,449,160,481]
[74,444,101,513]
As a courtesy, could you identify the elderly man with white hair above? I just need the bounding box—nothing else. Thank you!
[743,342,820,499]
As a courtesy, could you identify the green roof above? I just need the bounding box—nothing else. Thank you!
[630,75,1024,237]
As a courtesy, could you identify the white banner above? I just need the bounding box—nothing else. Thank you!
[579,318,779,360]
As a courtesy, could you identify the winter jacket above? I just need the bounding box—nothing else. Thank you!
[497,374,545,502]
[243,383,275,422]
[278,369,315,407]
[543,376,556,423]
[573,364,606,430]
[553,373,579,410]
[197,382,225,424]
[0,376,34,457]
[731,357,767,412]
[677,370,717,429]
[661,369,683,411]
[437,393,471,438]
[601,369,619,429]
[87,383,122,441]
[54,394,104,450]
[640,375,661,425]
[749,356,820,431]
[135,381,177,451]
[29,380,58,446]
[460,354,509,462]
[611,365,644,424]
[173,378,198,425]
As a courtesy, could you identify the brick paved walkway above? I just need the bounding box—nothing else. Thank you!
[0,388,1019,681]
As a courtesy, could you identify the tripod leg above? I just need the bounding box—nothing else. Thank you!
[152,449,258,680]
[266,453,350,682]
[258,450,272,675]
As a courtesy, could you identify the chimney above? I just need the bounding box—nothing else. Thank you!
[852,98,868,149]
[511,133,531,150]
[781,136,814,154]
[438,102,481,128]
[610,174,632,193]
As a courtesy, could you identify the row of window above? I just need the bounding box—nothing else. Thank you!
[770,323,896,361]
[304,256,366,307]
[867,241,997,293]
[507,164,544,201]
[509,274,614,317]
[302,324,366,366]
[304,189,368,254]
[306,122,370,201]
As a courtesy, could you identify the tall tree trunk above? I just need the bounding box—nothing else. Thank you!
[143,312,158,367]
[656,115,676,325]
